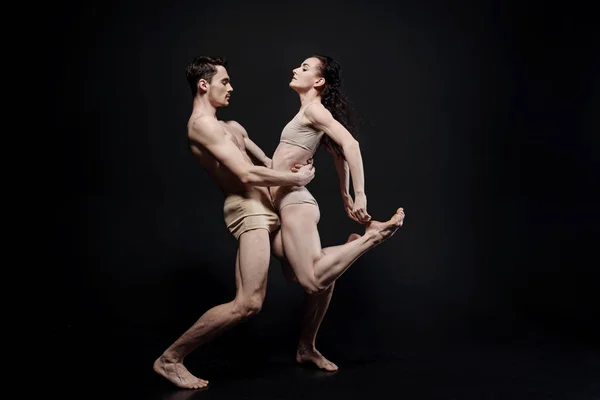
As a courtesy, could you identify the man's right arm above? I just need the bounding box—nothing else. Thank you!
[189,118,314,187]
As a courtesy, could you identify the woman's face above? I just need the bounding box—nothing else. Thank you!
[289,57,323,92]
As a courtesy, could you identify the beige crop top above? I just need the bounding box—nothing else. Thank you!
[279,103,324,154]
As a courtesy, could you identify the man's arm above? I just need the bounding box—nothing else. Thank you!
[189,117,313,187]
[226,121,272,168]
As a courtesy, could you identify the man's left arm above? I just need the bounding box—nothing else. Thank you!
[227,121,272,168]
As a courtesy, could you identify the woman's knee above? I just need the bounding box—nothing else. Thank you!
[296,275,328,295]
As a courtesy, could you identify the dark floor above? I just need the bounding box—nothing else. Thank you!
[47,325,599,400]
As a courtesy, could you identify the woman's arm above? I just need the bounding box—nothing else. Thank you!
[305,104,371,223]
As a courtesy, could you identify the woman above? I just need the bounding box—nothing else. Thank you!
[263,55,405,293]
[245,55,404,372]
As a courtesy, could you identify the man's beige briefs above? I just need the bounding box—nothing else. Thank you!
[223,192,280,240]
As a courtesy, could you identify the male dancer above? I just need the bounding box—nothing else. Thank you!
[153,56,315,389]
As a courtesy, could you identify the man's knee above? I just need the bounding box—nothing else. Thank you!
[234,294,264,318]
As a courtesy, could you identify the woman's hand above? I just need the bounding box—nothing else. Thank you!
[342,193,358,222]
[350,193,371,223]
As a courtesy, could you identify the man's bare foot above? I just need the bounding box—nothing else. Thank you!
[364,208,405,244]
[296,347,338,372]
[153,356,208,389]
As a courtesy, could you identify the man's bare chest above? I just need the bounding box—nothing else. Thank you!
[219,122,244,150]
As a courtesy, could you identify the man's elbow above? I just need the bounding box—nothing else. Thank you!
[239,171,253,185]
[238,167,258,185]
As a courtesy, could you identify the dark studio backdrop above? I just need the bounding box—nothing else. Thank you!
[45,0,598,365]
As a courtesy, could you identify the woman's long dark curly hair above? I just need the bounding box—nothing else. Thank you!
[313,54,359,160]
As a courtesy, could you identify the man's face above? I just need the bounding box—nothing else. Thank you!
[204,65,233,107]
[289,57,322,91]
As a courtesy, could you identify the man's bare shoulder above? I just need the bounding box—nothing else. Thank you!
[189,116,224,140]
[224,120,248,137]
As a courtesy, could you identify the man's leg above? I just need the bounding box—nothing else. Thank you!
[154,228,272,389]
[272,231,361,371]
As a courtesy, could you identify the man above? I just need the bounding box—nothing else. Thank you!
[153,56,315,389]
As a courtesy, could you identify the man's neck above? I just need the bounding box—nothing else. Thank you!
[191,97,218,118]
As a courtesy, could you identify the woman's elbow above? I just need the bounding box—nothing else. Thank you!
[343,140,360,154]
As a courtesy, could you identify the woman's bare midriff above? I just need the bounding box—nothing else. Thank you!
[270,142,314,201]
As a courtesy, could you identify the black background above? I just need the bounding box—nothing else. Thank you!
[41,0,598,396]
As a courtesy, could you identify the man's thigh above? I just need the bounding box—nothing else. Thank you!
[236,228,272,295]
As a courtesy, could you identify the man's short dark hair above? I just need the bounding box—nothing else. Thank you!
[185,56,228,97]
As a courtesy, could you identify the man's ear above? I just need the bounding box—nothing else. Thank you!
[198,79,209,93]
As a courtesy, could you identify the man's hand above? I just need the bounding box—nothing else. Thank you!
[290,158,313,173]
[350,193,371,223]
[295,162,316,186]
